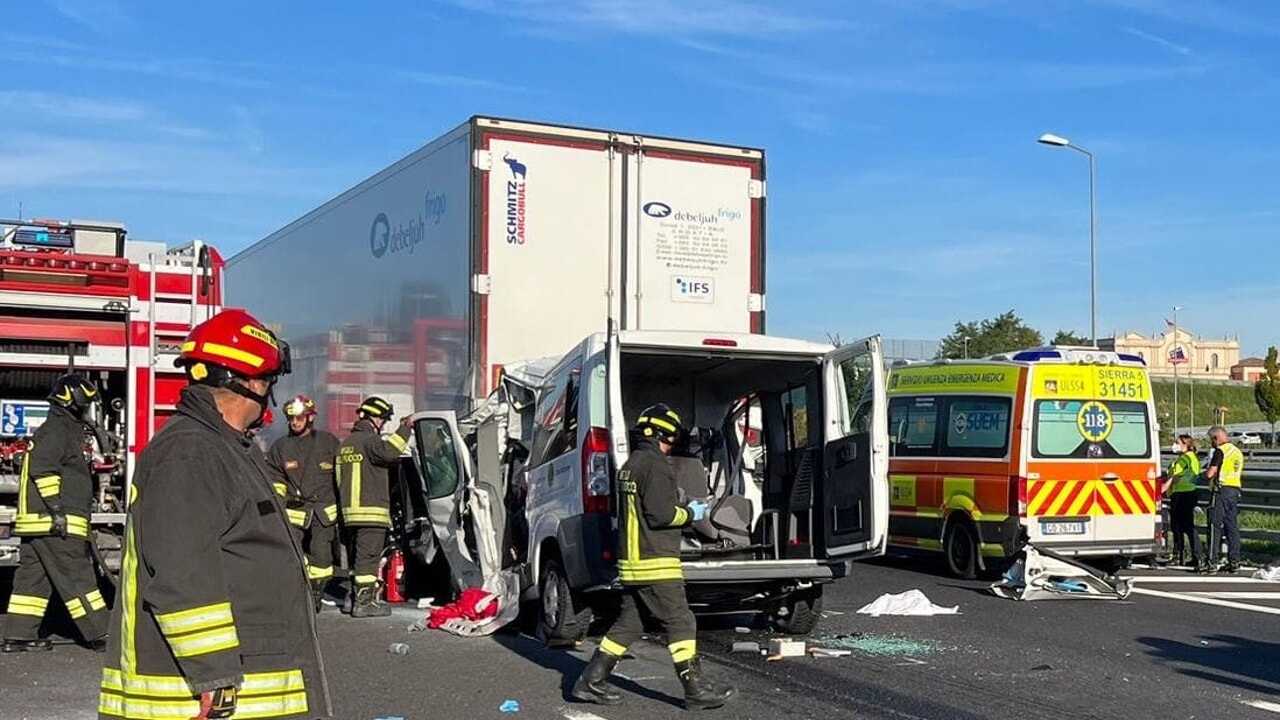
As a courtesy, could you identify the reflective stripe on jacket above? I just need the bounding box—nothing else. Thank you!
[617,439,692,585]
[15,406,92,538]
[98,386,331,720]
[335,419,411,528]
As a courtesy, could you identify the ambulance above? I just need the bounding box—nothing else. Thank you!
[884,346,1161,578]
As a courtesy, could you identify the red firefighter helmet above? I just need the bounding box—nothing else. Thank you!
[176,309,290,383]
[283,394,317,419]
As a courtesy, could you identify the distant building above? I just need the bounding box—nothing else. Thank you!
[1231,357,1267,382]
[1102,328,1239,381]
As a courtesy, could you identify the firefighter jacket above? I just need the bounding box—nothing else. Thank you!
[98,385,332,720]
[617,438,693,585]
[268,430,341,530]
[15,405,93,538]
[335,418,411,528]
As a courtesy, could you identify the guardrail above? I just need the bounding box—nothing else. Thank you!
[1159,453,1279,543]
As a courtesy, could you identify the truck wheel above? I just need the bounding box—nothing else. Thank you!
[771,587,823,635]
[945,520,979,579]
[538,557,589,646]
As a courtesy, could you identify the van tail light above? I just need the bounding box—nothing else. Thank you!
[582,427,612,514]
[1011,475,1028,517]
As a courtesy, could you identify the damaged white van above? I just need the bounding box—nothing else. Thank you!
[395,330,889,641]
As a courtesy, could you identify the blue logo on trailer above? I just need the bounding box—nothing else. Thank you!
[369,213,391,258]
[643,202,672,218]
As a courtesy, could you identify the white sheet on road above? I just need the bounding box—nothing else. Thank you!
[856,589,960,616]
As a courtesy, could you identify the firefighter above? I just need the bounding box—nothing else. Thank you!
[571,404,735,711]
[268,394,342,612]
[335,396,412,618]
[2,373,109,653]
[97,309,332,720]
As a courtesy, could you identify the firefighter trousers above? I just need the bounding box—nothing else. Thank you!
[598,582,699,665]
[303,521,340,583]
[3,536,108,642]
[349,526,387,588]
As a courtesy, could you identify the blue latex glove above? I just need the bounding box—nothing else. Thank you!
[687,500,708,522]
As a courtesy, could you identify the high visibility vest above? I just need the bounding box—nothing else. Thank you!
[1168,451,1201,494]
[1218,442,1243,488]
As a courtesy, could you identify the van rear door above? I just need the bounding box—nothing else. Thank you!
[818,335,889,560]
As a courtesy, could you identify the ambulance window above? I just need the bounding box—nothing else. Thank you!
[943,397,1012,458]
[888,396,939,457]
[1032,399,1151,459]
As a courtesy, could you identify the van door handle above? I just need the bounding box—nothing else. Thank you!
[1101,473,1120,482]
[839,445,857,463]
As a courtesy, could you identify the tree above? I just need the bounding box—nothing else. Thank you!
[1051,330,1091,346]
[936,311,1044,360]
[1254,346,1280,443]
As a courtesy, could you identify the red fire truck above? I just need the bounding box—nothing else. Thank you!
[0,218,224,569]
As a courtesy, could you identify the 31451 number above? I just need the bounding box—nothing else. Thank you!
[1098,381,1145,399]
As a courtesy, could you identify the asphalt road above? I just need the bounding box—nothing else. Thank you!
[2,552,1279,720]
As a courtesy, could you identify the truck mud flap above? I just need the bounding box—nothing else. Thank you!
[990,543,1133,601]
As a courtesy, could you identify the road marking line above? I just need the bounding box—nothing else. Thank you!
[563,709,611,720]
[1185,591,1280,599]
[1126,576,1265,584]
[1129,587,1280,616]
[1242,699,1280,714]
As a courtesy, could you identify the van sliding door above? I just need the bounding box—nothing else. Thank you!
[819,336,889,560]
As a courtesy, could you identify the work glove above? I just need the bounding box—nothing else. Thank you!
[48,505,68,538]
[190,686,237,719]
[687,500,709,522]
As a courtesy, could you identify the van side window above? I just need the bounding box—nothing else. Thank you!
[943,397,1012,458]
[888,397,939,456]
[782,385,808,450]
[530,360,582,466]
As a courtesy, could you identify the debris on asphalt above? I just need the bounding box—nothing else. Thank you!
[990,544,1132,601]
[499,699,520,712]
[821,633,948,657]
[1251,566,1280,582]
[387,643,410,655]
[371,716,405,720]
[732,641,761,653]
[734,626,752,633]
[856,589,959,617]
[808,647,853,658]
[766,638,807,660]
[417,597,437,609]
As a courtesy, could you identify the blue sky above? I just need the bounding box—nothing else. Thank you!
[3,0,1279,356]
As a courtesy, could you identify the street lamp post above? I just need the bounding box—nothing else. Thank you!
[1038,133,1097,347]
[963,336,970,359]
[1173,305,1182,434]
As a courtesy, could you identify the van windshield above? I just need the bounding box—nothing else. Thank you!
[1032,399,1151,459]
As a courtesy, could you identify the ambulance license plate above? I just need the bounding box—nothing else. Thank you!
[1041,521,1086,535]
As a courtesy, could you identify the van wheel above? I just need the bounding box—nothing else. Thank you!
[945,520,979,579]
[771,587,823,635]
[539,557,589,646]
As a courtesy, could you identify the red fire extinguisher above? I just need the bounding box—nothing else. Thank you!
[381,547,406,604]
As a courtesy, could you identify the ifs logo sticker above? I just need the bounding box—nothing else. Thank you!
[671,276,714,303]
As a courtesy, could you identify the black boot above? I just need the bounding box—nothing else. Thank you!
[570,650,623,705]
[2,638,53,653]
[87,635,109,653]
[350,585,390,618]
[310,579,328,613]
[676,656,736,710]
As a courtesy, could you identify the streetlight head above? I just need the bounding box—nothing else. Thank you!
[1038,133,1070,147]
